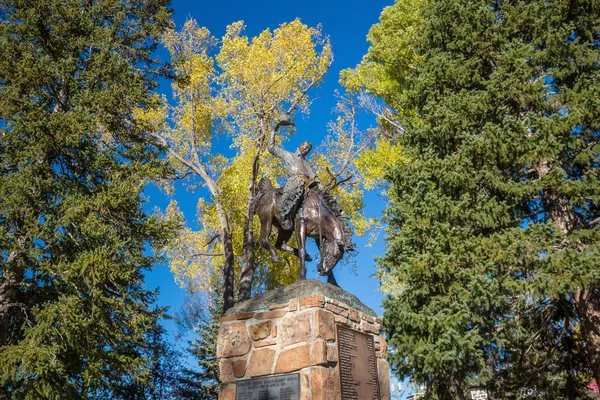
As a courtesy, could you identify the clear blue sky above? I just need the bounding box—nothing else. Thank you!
[143,0,395,346]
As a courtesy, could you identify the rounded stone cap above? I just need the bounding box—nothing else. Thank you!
[226,279,376,317]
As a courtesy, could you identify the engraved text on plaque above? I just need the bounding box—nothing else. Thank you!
[235,373,300,400]
[337,326,380,400]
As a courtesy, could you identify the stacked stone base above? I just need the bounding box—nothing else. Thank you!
[217,283,390,400]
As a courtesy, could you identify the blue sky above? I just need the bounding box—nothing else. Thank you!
[143,0,395,348]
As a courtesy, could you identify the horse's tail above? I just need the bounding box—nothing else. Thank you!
[251,177,274,214]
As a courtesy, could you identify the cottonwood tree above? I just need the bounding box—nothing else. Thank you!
[145,19,335,309]
[0,0,176,397]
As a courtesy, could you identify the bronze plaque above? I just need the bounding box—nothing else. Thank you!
[235,373,300,400]
[337,325,380,399]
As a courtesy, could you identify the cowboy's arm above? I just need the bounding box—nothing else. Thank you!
[268,120,293,160]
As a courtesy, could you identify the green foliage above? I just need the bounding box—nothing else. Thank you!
[151,19,378,305]
[175,286,223,400]
[358,0,600,398]
[0,0,177,398]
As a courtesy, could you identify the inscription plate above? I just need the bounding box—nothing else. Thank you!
[235,373,300,400]
[337,325,380,400]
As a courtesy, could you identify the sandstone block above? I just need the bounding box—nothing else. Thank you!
[247,348,275,377]
[311,340,328,365]
[378,358,391,400]
[289,298,298,311]
[218,383,235,400]
[326,343,338,363]
[232,359,246,378]
[219,358,234,383]
[248,321,271,341]
[279,310,312,347]
[219,311,254,323]
[360,320,380,335]
[271,324,277,338]
[254,309,287,320]
[325,303,349,318]
[268,302,288,310]
[334,315,349,326]
[377,335,388,359]
[254,339,276,348]
[274,343,312,373]
[300,294,325,309]
[311,366,339,400]
[217,322,251,358]
[349,309,360,323]
[314,308,336,342]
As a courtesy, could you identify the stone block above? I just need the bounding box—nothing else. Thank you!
[378,358,391,400]
[360,320,380,335]
[254,309,287,320]
[254,339,276,348]
[326,343,338,363]
[218,383,235,400]
[289,298,298,311]
[334,315,349,326]
[217,322,251,358]
[349,308,360,323]
[268,302,288,310]
[325,303,349,318]
[377,336,388,359]
[248,321,271,341]
[300,294,325,309]
[219,312,254,323]
[247,348,275,377]
[311,340,327,365]
[279,310,312,347]
[219,358,234,383]
[311,366,340,400]
[232,359,246,378]
[271,324,277,338]
[314,309,336,342]
[274,343,312,373]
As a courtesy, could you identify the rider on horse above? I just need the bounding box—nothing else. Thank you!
[267,115,322,230]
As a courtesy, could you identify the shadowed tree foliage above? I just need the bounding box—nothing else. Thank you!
[349,0,600,398]
[174,285,222,400]
[0,0,177,398]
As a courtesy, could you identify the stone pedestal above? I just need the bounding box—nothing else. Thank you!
[217,279,391,400]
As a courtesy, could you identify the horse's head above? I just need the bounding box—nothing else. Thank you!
[317,239,345,276]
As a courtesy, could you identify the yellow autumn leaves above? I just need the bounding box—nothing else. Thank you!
[136,17,406,299]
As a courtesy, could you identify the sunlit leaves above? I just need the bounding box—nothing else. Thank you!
[217,19,333,128]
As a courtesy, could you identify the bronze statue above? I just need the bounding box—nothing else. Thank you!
[256,116,352,284]
[253,177,344,286]
[267,116,321,230]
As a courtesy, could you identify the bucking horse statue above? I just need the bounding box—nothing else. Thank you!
[253,177,352,286]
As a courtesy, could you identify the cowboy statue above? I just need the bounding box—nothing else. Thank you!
[267,115,322,230]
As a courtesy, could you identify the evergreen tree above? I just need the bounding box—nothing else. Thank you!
[175,286,222,400]
[352,0,600,398]
[102,311,183,400]
[0,0,175,398]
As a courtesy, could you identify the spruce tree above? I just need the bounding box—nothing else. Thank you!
[175,286,222,400]
[362,0,600,398]
[0,0,175,398]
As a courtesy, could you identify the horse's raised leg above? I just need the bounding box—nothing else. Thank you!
[259,216,280,263]
[295,214,308,280]
[277,229,313,262]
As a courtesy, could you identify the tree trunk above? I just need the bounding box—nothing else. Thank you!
[238,123,267,302]
[538,162,600,384]
[576,289,600,385]
[222,229,235,312]
[237,153,260,302]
